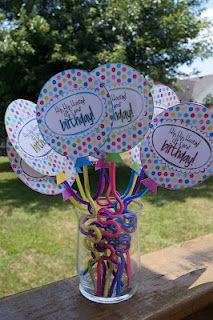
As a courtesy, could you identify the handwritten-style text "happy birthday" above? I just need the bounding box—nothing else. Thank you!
[160,127,202,168]
[59,105,95,132]
[55,96,86,115]
[111,91,135,123]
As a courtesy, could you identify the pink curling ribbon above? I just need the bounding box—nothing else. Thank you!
[95,159,110,170]
[97,182,115,207]
[96,163,114,207]
[96,244,115,296]
[96,257,102,296]
[98,219,122,239]
[96,171,111,207]
[105,183,114,205]
[101,243,116,260]
[141,177,158,193]
[97,163,124,215]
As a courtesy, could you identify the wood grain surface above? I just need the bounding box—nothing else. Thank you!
[0,234,212,320]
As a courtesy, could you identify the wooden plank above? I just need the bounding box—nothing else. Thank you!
[184,304,213,320]
[0,234,213,320]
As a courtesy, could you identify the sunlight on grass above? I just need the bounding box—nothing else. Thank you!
[0,157,212,297]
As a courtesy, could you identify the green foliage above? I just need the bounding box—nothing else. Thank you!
[0,0,211,140]
[203,93,213,106]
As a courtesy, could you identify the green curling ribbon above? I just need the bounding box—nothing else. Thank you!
[131,162,141,175]
[106,153,124,163]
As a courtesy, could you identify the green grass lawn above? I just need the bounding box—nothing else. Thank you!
[0,156,212,298]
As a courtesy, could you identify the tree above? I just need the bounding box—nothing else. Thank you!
[203,93,213,106]
[0,0,211,141]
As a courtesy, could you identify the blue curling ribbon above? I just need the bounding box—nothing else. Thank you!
[121,171,136,200]
[116,253,126,296]
[76,166,83,173]
[123,187,149,211]
[82,261,95,276]
[116,214,137,233]
[75,156,92,167]
[114,170,136,212]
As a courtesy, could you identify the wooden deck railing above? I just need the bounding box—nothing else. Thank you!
[0,234,212,320]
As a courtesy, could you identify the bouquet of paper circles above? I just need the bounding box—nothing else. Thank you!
[4,64,213,303]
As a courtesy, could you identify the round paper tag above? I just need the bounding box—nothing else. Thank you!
[151,83,180,117]
[6,139,64,195]
[121,145,142,173]
[91,63,154,153]
[36,69,113,161]
[5,99,76,179]
[140,103,213,189]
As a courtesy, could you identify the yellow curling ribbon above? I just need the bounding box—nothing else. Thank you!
[127,174,138,197]
[75,173,87,201]
[104,261,114,297]
[88,259,96,290]
[88,225,102,243]
[56,172,87,212]
[69,196,87,212]
[84,237,100,260]
[80,219,90,235]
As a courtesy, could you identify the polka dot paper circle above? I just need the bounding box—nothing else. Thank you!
[6,139,64,195]
[36,69,113,161]
[140,103,213,190]
[5,99,76,179]
[121,144,142,172]
[129,144,141,166]
[151,83,180,118]
[91,63,154,153]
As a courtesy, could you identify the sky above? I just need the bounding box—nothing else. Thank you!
[179,0,213,78]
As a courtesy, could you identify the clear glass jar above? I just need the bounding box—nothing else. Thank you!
[76,201,142,304]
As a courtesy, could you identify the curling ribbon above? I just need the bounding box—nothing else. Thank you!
[141,177,158,193]
[106,153,124,163]
[75,156,92,167]
[95,158,110,170]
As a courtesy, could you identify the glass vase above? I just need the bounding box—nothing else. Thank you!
[76,201,142,304]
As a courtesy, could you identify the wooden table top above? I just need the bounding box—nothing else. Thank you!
[0,234,213,320]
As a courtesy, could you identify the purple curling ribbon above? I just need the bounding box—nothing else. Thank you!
[116,253,126,296]
[93,168,105,201]
[101,259,107,296]
[109,233,131,253]
[108,262,120,297]
[116,213,137,233]
[79,216,90,236]
[79,218,106,236]
[132,168,145,195]
[63,180,94,214]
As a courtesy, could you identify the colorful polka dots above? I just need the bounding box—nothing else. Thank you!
[5,99,76,180]
[151,83,180,118]
[6,139,65,195]
[120,144,142,173]
[140,103,213,189]
[36,69,113,162]
[91,63,154,153]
